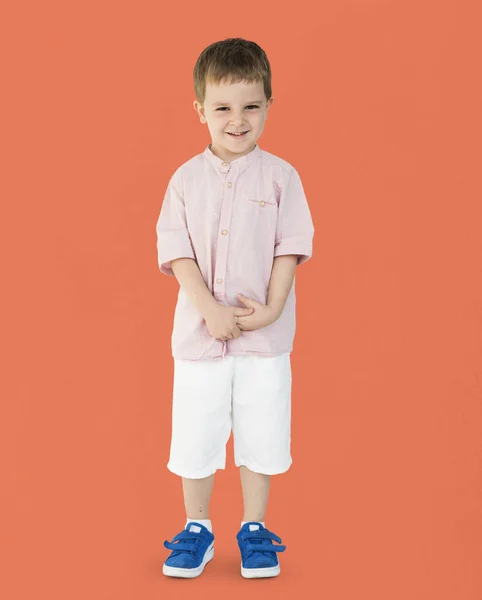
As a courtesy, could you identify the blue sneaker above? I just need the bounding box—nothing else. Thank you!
[236,522,286,578]
[163,522,214,578]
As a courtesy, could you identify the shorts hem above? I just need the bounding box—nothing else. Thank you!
[235,457,292,475]
[167,461,225,479]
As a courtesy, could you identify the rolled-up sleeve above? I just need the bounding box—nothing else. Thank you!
[156,169,196,276]
[274,168,315,265]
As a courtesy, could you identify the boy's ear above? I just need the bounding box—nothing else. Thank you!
[264,98,273,120]
[193,100,206,123]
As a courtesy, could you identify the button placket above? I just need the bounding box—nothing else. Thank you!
[214,170,236,298]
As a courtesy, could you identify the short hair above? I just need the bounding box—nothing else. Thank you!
[193,37,272,106]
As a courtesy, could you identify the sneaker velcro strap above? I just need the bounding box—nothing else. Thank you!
[243,530,283,544]
[172,532,197,542]
[163,540,197,552]
[245,542,286,553]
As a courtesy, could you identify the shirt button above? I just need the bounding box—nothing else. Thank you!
[221,229,228,235]
[227,182,232,188]
[259,200,265,206]
[216,278,223,284]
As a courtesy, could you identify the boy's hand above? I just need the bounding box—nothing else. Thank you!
[204,303,254,341]
[235,294,281,331]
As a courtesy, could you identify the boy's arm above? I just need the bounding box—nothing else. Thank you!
[266,167,315,320]
[274,168,314,265]
[267,255,298,318]
[237,254,298,330]
[171,258,219,320]
[156,170,197,277]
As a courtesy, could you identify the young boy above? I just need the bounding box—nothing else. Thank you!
[156,38,314,579]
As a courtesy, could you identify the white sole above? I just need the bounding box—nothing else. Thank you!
[163,543,214,578]
[241,563,280,578]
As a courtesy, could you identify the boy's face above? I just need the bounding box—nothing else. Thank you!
[193,79,273,163]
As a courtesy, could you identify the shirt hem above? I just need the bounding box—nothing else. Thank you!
[172,348,293,360]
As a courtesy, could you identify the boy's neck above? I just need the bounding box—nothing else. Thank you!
[208,142,257,164]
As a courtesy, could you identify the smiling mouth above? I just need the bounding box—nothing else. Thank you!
[227,131,249,136]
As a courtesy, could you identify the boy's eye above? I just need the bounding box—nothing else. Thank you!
[216,105,260,111]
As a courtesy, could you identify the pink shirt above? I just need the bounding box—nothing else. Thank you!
[156,143,314,361]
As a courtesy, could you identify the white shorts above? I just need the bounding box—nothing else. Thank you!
[167,353,292,478]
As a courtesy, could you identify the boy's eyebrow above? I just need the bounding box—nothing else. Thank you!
[212,100,264,106]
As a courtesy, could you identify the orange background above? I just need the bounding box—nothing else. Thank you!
[2,1,481,599]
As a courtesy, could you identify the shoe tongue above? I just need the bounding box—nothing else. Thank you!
[248,524,260,531]
[188,524,201,533]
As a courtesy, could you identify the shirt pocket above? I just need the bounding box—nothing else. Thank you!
[241,196,279,243]
[245,197,279,232]
[247,197,278,209]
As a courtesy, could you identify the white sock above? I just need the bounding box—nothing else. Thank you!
[186,518,212,533]
[241,520,265,530]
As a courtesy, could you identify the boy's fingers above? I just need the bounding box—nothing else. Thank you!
[235,307,254,316]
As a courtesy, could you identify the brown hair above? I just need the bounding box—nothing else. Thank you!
[193,38,272,106]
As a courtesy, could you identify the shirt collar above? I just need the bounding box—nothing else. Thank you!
[203,142,262,171]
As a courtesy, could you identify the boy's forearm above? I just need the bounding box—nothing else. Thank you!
[267,255,298,316]
[171,258,218,319]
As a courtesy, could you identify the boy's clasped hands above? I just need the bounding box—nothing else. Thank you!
[205,294,280,342]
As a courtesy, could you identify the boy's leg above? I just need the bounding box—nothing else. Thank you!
[233,353,291,578]
[233,353,292,519]
[163,358,234,578]
[239,466,270,523]
[182,474,215,519]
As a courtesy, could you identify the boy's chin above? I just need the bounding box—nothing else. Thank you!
[220,135,255,149]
